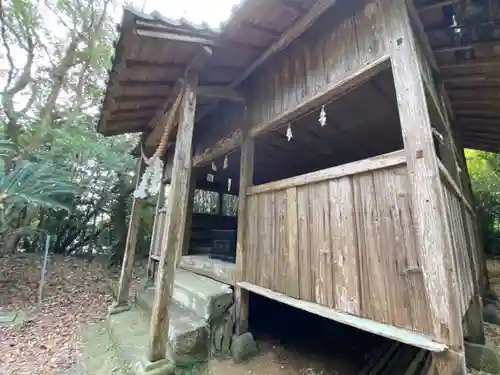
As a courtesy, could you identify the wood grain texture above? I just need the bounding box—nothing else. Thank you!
[246,1,390,137]
[148,70,198,362]
[116,157,145,306]
[242,157,436,337]
[383,0,462,348]
[234,132,254,335]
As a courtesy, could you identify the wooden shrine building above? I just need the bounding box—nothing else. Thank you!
[97,1,500,374]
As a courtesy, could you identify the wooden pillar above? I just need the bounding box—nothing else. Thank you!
[179,171,196,266]
[148,69,198,362]
[111,157,146,311]
[235,130,254,335]
[384,1,466,373]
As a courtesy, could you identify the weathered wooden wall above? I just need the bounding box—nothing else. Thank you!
[193,0,389,152]
[244,0,387,130]
[242,151,435,337]
[441,181,480,318]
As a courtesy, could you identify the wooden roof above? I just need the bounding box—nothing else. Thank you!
[416,0,500,152]
[97,0,319,137]
[99,0,500,154]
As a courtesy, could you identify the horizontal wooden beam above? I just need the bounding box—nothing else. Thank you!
[136,29,215,45]
[455,109,500,118]
[188,46,213,71]
[440,60,500,70]
[462,140,498,151]
[115,94,165,103]
[196,86,245,102]
[194,0,340,124]
[434,40,500,53]
[448,88,500,100]
[249,54,390,138]
[232,0,338,88]
[193,129,242,167]
[452,100,500,109]
[145,48,212,148]
[247,150,406,195]
[445,76,500,85]
[147,79,185,129]
[109,111,156,122]
[417,0,460,12]
[457,117,500,124]
[238,282,448,352]
[280,0,307,14]
[118,80,175,88]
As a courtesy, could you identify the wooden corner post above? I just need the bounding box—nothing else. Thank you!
[384,1,466,374]
[148,69,198,362]
[235,130,254,335]
[111,156,146,312]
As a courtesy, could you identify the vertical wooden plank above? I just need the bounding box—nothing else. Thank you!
[465,212,481,289]
[261,192,274,289]
[147,181,166,278]
[113,157,145,308]
[374,167,412,329]
[294,41,308,105]
[308,30,326,95]
[383,0,465,372]
[245,195,259,284]
[337,16,359,77]
[354,0,384,65]
[309,182,333,308]
[179,171,196,265]
[235,131,254,335]
[286,187,300,298]
[274,190,287,294]
[323,17,341,84]
[297,185,313,302]
[328,176,360,315]
[394,166,433,335]
[148,70,198,362]
[355,172,389,323]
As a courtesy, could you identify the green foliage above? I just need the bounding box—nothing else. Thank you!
[0,160,80,211]
[0,0,155,258]
[466,149,500,255]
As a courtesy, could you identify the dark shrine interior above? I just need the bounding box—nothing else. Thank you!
[187,67,405,263]
[194,66,404,191]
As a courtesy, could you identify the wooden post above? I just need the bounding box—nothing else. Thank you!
[148,69,198,362]
[179,171,196,266]
[111,157,146,312]
[235,131,254,335]
[384,1,466,373]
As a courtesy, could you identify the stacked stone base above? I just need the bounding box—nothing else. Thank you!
[105,269,258,375]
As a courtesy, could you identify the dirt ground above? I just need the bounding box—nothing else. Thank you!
[0,254,360,375]
[1,253,500,375]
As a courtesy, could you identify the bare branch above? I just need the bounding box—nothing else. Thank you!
[18,82,40,114]
[20,37,80,158]
[0,0,15,87]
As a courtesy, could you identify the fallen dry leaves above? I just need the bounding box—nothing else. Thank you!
[0,253,144,375]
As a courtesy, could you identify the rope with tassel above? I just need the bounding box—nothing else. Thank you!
[134,81,186,198]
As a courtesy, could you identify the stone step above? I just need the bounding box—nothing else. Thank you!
[112,297,209,369]
[172,268,233,323]
[139,269,233,323]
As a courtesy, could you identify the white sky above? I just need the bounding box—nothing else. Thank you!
[124,0,243,27]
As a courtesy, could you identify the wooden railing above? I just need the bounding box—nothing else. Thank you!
[242,150,436,337]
